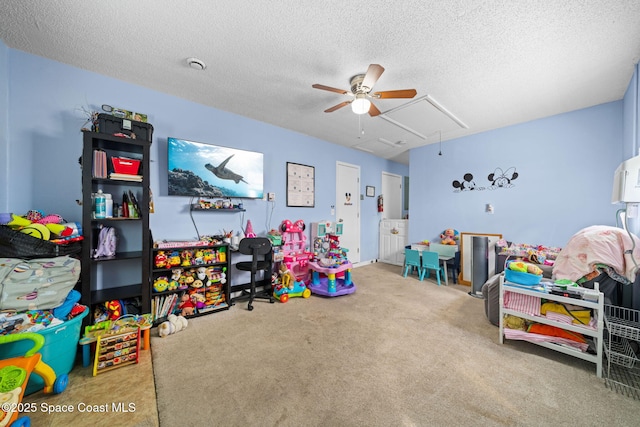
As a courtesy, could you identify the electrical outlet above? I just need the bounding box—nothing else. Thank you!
[267,192,275,201]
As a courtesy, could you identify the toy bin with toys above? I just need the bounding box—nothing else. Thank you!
[0,305,88,395]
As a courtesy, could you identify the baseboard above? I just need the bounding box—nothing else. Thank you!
[352,259,378,268]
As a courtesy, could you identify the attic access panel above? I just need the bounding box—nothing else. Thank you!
[379,95,468,140]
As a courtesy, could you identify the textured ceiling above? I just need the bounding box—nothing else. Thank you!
[2,1,640,164]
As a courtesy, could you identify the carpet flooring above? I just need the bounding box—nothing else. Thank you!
[151,262,640,426]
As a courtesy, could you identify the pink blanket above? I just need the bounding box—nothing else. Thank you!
[552,225,640,282]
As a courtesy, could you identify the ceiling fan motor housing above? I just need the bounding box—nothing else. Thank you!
[350,74,368,94]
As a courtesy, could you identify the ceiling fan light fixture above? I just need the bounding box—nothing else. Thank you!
[351,94,371,115]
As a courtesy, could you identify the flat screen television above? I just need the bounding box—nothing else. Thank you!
[168,137,264,199]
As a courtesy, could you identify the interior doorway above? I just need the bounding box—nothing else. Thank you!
[381,172,403,219]
[336,161,361,263]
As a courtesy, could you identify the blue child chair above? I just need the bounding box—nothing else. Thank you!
[420,251,444,285]
[403,248,422,278]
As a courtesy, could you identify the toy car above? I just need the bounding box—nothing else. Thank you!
[273,279,311,303]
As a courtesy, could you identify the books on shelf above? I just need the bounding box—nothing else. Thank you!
[109,173,143,182]
[152,293,179,321]
[92,149,107,178]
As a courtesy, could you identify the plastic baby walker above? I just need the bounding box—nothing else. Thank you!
[0,333,68,427]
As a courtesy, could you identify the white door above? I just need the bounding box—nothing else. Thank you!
[381,172,402,219]
[379,219,408,265]
[336,162,361,263]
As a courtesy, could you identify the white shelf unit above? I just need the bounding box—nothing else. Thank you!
[499,277,604,378]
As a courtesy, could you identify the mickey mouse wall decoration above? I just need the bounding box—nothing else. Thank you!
[452,173,478,192]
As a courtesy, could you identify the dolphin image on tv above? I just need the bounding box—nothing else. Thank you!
[205,155,248,184]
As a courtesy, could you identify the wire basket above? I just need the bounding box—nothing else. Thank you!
[0,225,82,259]
[604,304,640,341]
[604,335,639,369]
[605,360,640,400]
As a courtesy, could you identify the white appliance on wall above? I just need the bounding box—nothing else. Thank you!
[612,154,640,204]
[379,219,408,266]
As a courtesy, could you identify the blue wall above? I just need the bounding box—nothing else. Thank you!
[3,50,407,262]
[408,102,624,248]
[3,47,640,255]
[0,40,8,209]
[623,63,639,157]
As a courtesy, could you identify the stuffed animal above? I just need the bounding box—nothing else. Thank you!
[178,293,195,316]
[158,314,188,337]
[191,293,206,309]
[440,228,459,245]
[3,212,74,240]
[508,261,543,276]
[279,263,295,290]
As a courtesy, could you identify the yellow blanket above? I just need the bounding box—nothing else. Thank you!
[540,302,591,325]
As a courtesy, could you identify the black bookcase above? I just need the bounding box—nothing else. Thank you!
[80,131,151,323]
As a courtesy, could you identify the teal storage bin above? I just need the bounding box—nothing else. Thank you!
[0,306,88,395]
[504,269,542,286]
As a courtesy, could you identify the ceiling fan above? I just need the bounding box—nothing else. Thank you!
[312,64,417,116]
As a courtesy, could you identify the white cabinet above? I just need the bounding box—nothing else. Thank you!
[379,219,408,266]
[499,277,604,377]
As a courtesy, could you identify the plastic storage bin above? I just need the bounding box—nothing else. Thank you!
[504,269,542,286]
[95,113,153,142]
[0,306,88,395]
[112,157,141,174]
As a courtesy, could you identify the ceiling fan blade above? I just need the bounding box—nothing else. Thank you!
[312,84,348,95]
[324,101,352,113]
[361,64,385,90]
[373,89,417,99]
[368,102,381,117]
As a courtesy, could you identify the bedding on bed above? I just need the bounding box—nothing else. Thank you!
[552,225,640,283]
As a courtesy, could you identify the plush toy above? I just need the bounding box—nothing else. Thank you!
[191,293,206,309]
[3,212,74,240]
[153,277,169,293]
[279,263,295,290]
[154,251,168,268]
[105,300,123,320]
[508,261,543,276]
[440,228,459,245]
[158,314,188,338]
[178,293,195,316]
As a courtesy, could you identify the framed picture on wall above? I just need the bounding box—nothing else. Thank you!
[286,162,315,207]
[366,186,375,197]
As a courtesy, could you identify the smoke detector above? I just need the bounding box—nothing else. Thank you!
[186,57,206,70]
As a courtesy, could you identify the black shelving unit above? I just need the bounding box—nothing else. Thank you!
[80,131,151,323]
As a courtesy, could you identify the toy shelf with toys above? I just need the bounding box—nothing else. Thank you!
[150,236,231,324]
